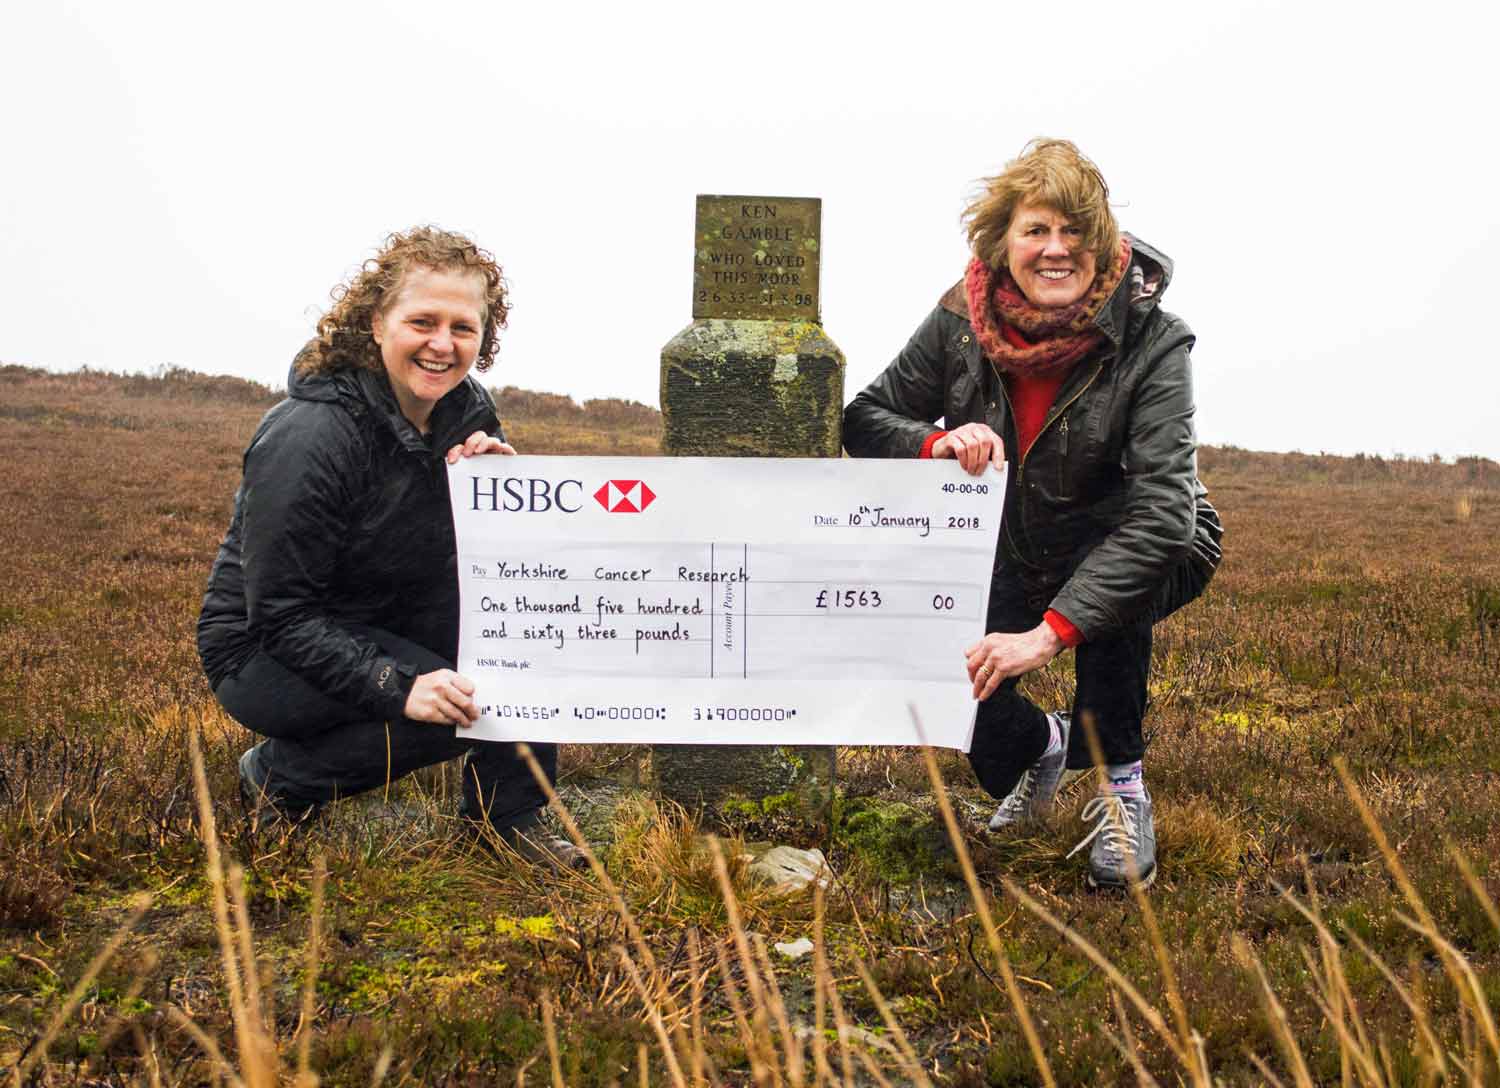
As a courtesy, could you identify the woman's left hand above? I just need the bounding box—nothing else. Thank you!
[445,431,517,464]
[965,623,1065,699]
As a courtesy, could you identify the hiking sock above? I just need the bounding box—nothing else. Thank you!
[1042,713,1065,759]
[1104,761,1146,798]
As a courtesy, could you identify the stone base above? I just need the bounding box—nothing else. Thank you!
[655,318,846,817]
[660,320,845,457]
[652,744,834,825]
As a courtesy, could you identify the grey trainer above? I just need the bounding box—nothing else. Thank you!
[988,712,1072,830]
[1068,791,1157,889]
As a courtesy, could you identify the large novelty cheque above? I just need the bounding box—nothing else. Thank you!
[448,456,1004,749]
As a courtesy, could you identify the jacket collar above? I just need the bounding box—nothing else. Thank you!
[937,281,987,390]
[354,368,497,455]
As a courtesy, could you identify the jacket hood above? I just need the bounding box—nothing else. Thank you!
[1096,234,1172,349]
[285,341,342,404]
[283,340,497,451]
[1126,235,1173,297]
[939,233,1174,336]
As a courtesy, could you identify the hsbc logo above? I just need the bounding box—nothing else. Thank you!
[594,479,656,513]
[467,475,657,515]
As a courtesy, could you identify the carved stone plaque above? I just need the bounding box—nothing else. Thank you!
[692,195,821,322]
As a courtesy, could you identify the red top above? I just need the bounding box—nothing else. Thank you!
[921,326,1083,646]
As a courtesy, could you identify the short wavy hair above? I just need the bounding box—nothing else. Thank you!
[301,226,509,376]
[963,139,1119,274]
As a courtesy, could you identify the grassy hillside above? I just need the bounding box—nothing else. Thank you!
[2,364,1499,1085]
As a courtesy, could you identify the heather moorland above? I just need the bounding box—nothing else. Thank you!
[2,365,1499,1085]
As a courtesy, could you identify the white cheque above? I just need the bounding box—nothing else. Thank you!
[448,456,1004,749]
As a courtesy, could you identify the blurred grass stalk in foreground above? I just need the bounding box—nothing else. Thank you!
[20,725,1500,1086]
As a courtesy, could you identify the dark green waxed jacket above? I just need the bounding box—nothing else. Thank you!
[842,237,1221,640]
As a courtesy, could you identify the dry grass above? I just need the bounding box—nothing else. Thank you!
[3,364,1500,1084]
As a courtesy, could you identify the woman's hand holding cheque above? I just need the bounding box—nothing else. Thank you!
[932,422,1006,476]
[405,669,481,727]
[445,430,517,464]
[965,624,1066,700]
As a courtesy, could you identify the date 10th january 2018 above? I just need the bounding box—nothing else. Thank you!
[812,510,983,531]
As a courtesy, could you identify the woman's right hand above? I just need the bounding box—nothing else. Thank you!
[932,423,1006,475]
[445,431,517,464]
[404,669,481,727]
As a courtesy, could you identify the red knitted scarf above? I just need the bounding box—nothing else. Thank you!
[964,237,1132,378]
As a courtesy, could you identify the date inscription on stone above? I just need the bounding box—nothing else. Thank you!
[693,195,820,322]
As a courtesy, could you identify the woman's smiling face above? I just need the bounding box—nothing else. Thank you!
[1005,202,1098,309]
[371,266,487,431]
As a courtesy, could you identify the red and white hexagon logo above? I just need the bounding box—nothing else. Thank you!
[593,479,656,513]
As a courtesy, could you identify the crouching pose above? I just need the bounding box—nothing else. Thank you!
[843,140,1222,888]
[197,226,581,867]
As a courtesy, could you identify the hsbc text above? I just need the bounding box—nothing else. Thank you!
[470,476,584,513]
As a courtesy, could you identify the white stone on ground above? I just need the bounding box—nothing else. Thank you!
[773,937,815,960]
[744,845,829,894]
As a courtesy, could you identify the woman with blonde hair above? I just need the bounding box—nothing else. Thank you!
[198,226,581,866]
[843,140,1221,889]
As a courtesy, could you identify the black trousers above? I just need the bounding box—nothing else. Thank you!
[966,555,1211,802]
[214,624,556,831]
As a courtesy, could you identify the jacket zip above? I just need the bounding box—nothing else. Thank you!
[409,398,498,460]
[994,359,1101,486]
[993,359,1102,571]
[421,404,498,496]
[444,403,498,454]
[1058,415,1070,499]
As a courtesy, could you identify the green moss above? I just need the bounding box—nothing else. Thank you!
[835,797,955,883]
[721,790,797,820]
[329,955,510,1012]
[492,912,557,940]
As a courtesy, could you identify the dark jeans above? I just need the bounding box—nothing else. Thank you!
[966,555,1211,802]
[214,624,556,831]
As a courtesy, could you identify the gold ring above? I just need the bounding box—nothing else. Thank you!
[979,665,992,675]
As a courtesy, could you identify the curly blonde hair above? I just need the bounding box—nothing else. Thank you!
[963,139,1119,274]
[301,226,509,376]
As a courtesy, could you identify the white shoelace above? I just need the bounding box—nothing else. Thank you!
[998,769,1039,816]
[1066,794,1139,860]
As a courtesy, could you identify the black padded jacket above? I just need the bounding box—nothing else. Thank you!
[197,346,499,718]
[842,237,1221,640]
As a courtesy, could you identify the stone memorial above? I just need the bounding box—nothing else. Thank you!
[656,195,845,816]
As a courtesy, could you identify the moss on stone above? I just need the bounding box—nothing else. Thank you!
[720,790,798,821]
[835,797,956,883]
[659,319,846,458]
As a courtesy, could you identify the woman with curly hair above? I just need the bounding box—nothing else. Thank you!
[198,226,581,866]
[843,141,1222,889]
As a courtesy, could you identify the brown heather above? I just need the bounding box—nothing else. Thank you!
[1,363,1499,1085]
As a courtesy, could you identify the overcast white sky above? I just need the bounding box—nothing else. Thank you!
[4,0,1497,459]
